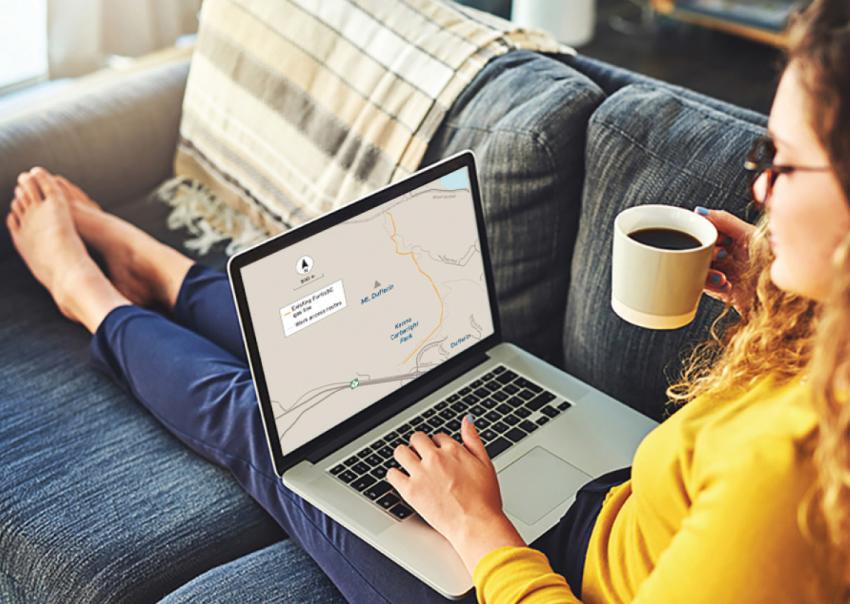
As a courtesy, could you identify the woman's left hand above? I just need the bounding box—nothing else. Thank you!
[386,416,526,574]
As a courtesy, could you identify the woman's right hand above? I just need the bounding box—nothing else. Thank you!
[694,206,755,315]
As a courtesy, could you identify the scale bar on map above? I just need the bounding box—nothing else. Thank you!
[280,280,347,336]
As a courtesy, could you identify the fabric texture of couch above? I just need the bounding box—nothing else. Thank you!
[1,41,766,604]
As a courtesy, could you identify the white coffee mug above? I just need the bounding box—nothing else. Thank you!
[611,205,718,330]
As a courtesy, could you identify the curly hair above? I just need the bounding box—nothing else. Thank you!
[665,0,850,594]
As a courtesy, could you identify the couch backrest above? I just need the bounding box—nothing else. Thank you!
[422,50,605,368]
[562,82,767,420]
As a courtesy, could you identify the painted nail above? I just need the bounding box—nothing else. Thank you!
[695,206,709,216]
[709,273,722,284]
[717,248,728,260]
[466,413,475,424]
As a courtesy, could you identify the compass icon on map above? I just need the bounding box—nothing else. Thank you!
[296,255,314,275]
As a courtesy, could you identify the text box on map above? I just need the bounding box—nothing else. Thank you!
[280,280,347,337]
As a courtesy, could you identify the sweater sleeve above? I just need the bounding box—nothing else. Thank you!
[473,546,580,603]
[473,439,822,603]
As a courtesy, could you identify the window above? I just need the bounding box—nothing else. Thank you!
[0,0,48,93]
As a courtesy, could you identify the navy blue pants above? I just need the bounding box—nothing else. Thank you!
[90,263,628,602]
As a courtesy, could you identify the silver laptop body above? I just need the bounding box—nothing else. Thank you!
[228,151,656,599]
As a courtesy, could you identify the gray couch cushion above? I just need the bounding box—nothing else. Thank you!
[562,83,766,420]
[158,540,343,603]
[0,234,281,602]
[422,50,605,368]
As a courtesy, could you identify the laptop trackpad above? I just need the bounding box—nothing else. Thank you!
[499,446,591,525]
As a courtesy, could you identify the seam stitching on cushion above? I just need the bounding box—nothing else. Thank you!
[588,120,750,193]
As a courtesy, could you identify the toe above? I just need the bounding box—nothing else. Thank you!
[30,167,64,202]
[6,211,19,233]
[11,198,24,222]
[18,172,42,205]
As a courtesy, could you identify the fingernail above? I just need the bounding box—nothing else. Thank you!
[466,413,475,424]
[695,206,709,216]
[709,273,722,284]
[717,248,728,260]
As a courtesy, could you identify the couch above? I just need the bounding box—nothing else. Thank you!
[0,41,767,602]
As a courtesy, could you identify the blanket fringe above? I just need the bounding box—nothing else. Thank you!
[153,177,270,256]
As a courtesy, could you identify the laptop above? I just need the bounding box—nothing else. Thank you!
[228,151,656,599]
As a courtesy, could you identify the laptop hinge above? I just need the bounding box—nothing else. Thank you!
[304,348,491,464]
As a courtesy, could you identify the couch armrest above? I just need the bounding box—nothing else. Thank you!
[0,58,190,256]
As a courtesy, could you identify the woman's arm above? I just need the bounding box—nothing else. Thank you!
[386,417,581,602]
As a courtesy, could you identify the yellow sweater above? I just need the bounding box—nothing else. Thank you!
[473,373,837,603]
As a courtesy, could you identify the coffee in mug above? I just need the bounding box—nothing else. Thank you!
[627,227,702,251]
[612,205,717,329]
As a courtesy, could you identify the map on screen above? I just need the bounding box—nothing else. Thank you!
[241,167,494,455]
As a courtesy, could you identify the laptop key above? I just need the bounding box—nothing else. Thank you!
[470,379,483,388]
[503,414,520,426]
[517,389,535,401]
[435,401,448,411]
[484,410,501,422]
[495,371,515,384]
[378,446,394,459]
[364,480,393,500]
[482,381,500,392]
[482,371,495,380]
[450,401,466,413]
[503,384,519,395]
[344,455,359,466]
[485,437,512,459]
[519,420,539,433]
[526,393,548,411]
[447,393,460,402]
[496,403,512,415]
[480,428,497,442]
[377,493,400,510]
[480,397,499,409]
[339,469,357,483]
[536,416,550,426]
[370,466,388,480]
[492,421,508,434]
[474,417,490,430]
[505,427,528,443]
[558,401,572,411]
[515,407,532,418]
[461,394,479,405]
[330,464,346,475]
[470,404,486,416]
[492,391,508,402]
[423,408,436,418]
[352,475,377,491]
[492,365,506,374]
[390,503,414,519]
[366,454,383,467]
[474,388,490,399]
[352,461,370,475]
[541,405,559,419]
[459,387,471,396]
[439,408,455,421]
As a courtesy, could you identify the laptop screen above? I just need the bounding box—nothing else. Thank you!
[240,166,495,455]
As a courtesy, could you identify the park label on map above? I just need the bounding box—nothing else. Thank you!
[280,280,347,336]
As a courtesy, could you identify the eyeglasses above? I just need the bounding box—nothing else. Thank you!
[744,135,832,206]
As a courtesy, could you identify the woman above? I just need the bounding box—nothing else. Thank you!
[6,0,849,601]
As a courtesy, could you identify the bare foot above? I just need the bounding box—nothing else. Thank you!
[50,173,193,309]
[7,168,130,333]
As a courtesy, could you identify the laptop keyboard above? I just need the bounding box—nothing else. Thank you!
[327,364,572,521]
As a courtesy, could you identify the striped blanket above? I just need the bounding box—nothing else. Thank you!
[160,0,573,253]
